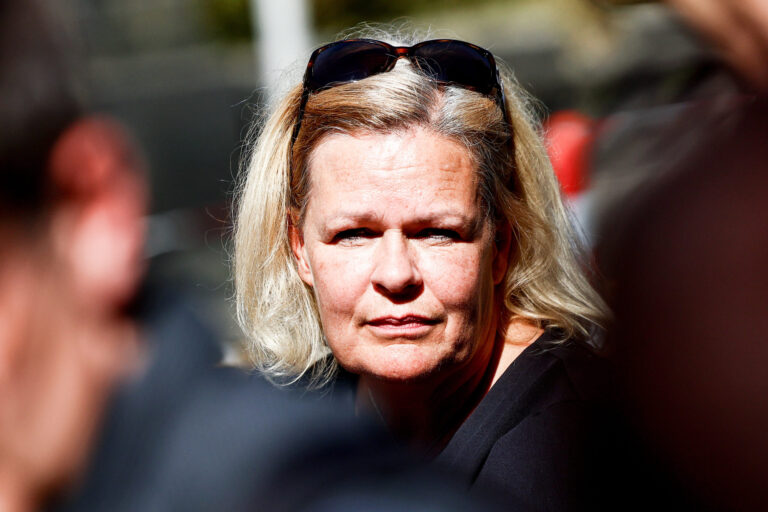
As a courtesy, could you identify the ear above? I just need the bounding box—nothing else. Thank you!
[288,213,314,287]
[492,221,513,285]
[47,116,147,313]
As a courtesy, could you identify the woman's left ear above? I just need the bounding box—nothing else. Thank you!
[288,215,314,287]
[492,221,512,285]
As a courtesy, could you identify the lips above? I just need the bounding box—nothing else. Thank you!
[365,315,440,338]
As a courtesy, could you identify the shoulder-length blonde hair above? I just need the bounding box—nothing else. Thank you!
[234,27,608,388]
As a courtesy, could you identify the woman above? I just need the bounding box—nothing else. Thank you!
[234,28,609,508]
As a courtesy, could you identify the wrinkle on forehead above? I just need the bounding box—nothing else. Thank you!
[305,126,475,192]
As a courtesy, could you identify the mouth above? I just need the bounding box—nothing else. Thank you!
[365,315,440,338]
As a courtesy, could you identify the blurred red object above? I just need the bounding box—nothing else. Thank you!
[544,110,595,197]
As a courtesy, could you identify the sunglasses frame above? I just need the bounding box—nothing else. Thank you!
[290,38,512,150]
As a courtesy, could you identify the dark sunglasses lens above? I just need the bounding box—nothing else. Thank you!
[412,42,495,94]
[308,41,393,92]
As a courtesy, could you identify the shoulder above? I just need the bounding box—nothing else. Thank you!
[439,332,616,510]
[536,334,613,404]
[491,332,612,420]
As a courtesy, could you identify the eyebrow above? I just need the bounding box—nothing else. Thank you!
[319,210,485,233]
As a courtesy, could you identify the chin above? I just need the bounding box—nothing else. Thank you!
[348,343,451,383]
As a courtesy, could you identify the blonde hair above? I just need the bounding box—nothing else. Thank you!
[234,27,608,388]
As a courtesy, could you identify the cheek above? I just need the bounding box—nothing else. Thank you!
[421,245,495,312]
[307,245,371,320]
[425,244,498,360]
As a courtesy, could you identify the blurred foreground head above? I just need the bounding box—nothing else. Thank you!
[0,1,146,509]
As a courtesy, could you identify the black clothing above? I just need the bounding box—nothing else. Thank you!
[436,332,614,511]
[313,331,628,511]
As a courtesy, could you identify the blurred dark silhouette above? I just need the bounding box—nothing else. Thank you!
[0,2,495,511]
[599,1,768,510]
[1,2,148,507]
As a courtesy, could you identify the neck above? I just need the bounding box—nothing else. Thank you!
[358,336,501,454]
[356,317,543,454]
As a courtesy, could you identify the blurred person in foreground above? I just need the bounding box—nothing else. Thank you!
[0,0,145,507]
[600,0,768,510]
[0,3,487,511]
[234,26,618,509]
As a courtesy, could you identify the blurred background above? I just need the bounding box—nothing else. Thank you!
[61,0,729,351]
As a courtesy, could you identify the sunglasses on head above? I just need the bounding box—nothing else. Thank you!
[291,38,511,147]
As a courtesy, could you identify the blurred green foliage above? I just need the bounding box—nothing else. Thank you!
[201,0,253,42]
[199,0,514,42]
[312,0,505,33]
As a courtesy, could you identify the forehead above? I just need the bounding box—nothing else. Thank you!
[305,127,479,221]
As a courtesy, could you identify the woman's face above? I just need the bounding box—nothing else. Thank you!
[290,127,510,382]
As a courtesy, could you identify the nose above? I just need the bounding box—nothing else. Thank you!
[370,231,422,299]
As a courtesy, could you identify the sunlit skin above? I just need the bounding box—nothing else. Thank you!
[290,126,542,446]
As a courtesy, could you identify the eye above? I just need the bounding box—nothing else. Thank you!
[414,228,461,242]
[331,228,378,244]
